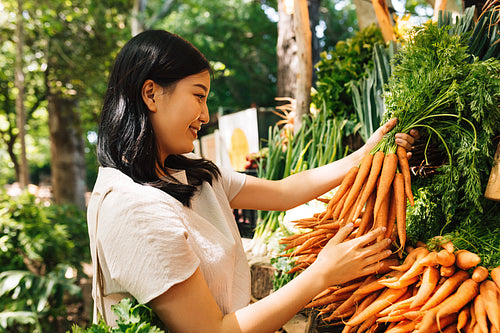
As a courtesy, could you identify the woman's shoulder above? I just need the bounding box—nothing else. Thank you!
[92,167,183,212]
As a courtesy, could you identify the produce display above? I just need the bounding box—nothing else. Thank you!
[276,4,500,332]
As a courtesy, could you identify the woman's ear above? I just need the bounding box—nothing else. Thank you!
[142,79,157,112]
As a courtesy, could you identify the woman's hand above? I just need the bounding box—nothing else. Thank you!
[362,118,420,156]
[309,224,393,287]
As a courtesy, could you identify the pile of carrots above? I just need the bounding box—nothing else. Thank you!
[279,150,500,332]
[282,234,500,332]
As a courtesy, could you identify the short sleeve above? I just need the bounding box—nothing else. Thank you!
[98,188,200,304]
[219,167,246,202]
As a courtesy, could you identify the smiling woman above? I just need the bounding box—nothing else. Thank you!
[87,29,418,332]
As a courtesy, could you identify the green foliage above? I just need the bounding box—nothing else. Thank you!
[69,298,166,333]
[0,190,91,331]
[311,24,385,120]
[158,0,278,110]
[380,16,500,266]
[0,190,90,273]
[0,266,81,332]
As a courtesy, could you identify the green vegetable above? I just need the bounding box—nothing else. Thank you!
[379,17,500,266]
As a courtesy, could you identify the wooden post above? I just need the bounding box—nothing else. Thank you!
[293,0,312,132]
[433,0,448,21]
[371,0,396,42]
[485,140,500,201]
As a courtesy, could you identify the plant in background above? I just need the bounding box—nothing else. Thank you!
[0,190,90,331]
[311,24,384,122]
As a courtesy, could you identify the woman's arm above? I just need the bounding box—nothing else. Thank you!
[230,118,419,211]
[149,225,392,333]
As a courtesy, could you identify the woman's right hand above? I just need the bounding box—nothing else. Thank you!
[309,224,393,287]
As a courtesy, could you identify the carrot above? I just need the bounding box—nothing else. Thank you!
[389,246,428,271]
[321,166,358,222]
[474,294,488,333]
[343,184,365,226]
[385,187,398,240]
[479,280,500,332]
[411,266,440,308]
[374,183,391,242]
[393,172,407,250]
[379,275,419,289]
[491,266,500,290]
[396,145,414,206]
[355,314,378,333]
[440,264,456,277]
[356,190,376,237]
[457,306,471,332]
[441,241,455,253]
[416,308,457,333]
[373,152,398,218]
[345,286,408,326]
[398,251,439,282]
[338,153,374,221]
[353,150,385,220]
[437,249,456,266]
[385,320,416,333]
[442,323,460,333]
[332,280,364,296]
[471,266,489,283]
[421,269,470,311]
[304,290,351,308]
[436,279,479,323]
[455,250,481,270]
[378,291,414,316]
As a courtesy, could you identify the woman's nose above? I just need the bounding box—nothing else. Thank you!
[200,105,210,124]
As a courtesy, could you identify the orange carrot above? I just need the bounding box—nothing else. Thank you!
[356,190,376,237]
[479,280,500,332]
[421,269,469,311]
[353,150,386,220]
[441,241,455,253]
[474,294,488,333]
[355,314,378,333]
[457,306,471,332]
[385,320,416,333]
[411,266,440,308]
[338,153,374,221]
[491,266,500,290]
[440,265,456,277]
[373,152,399,218]
[354,271,404,295]
[346,286,408,326]
[455,250,481,270]
[471,266,489,283]
[437,249,456,266]
[393,172,407,250]
[385,186,398,240]
[389,246,428,271]
[398,251,438,282]
[436,279,479,323]
[322,166,358,221]
[396,145,414,206]
[379,275,419,289]
[305,290,351,308]
[374,182,391,242]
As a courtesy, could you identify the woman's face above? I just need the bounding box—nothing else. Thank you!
[146,70,210,161]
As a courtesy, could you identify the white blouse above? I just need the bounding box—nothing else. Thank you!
[86,164,250,325]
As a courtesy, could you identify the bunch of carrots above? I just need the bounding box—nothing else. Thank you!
[282,234,500,332]
[278,148,500,332]
[280,146,414,275]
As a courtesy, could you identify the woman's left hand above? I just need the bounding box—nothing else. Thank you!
[362,117,420,155]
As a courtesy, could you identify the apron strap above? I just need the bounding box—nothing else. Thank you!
[92,187,113,324]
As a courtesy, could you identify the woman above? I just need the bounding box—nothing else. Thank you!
[87,30,418,332]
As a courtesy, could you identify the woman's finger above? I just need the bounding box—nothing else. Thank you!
[353,227,387,248]
[327,223,354,246]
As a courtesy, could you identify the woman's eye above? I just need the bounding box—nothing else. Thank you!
[196,94,205,101]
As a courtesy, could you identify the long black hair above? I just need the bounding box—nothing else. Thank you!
[97,30,220,206]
